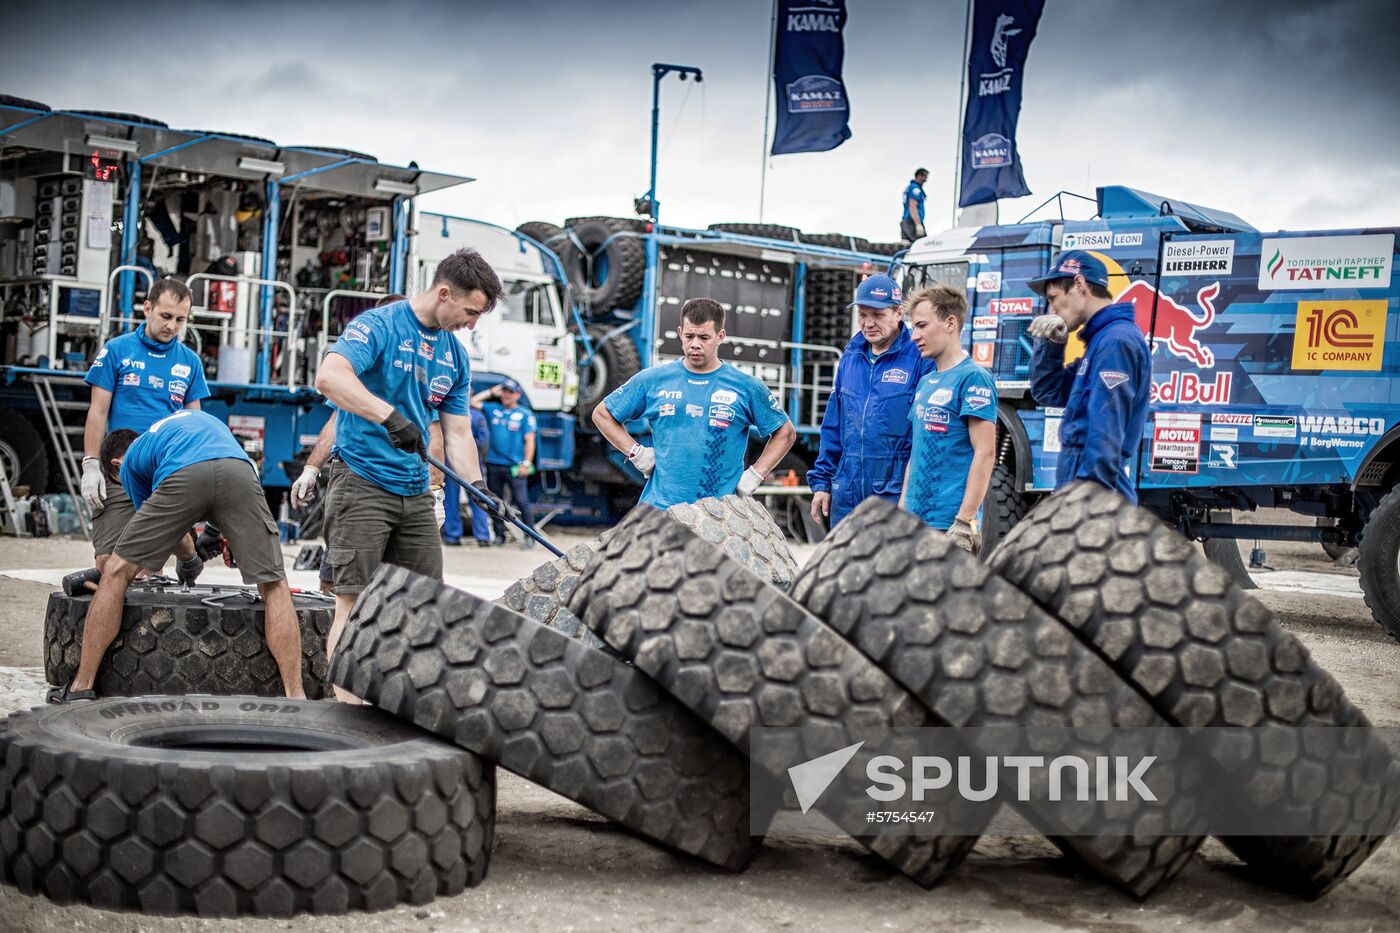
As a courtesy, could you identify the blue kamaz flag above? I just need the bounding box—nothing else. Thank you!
[959,0,1045,207]
[771,0,851,155]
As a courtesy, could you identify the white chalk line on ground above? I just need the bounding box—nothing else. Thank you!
[1,566,512,602]
[1250,570,1363,599]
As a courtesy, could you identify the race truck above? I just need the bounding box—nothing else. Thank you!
[897,185,1400,639]
[507,216,900,530]
[0,94,574,533]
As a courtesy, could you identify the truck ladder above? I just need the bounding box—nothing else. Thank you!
[29,374,92,539]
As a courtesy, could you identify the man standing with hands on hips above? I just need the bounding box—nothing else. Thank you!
[1026,250,1151,502]
[80,278,208,581]
[471,378,538,549]
[315,248,504,702]
[593,298,796,508]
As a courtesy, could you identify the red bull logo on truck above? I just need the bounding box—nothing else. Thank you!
[1120,280,1220,368]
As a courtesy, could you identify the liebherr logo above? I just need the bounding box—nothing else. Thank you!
[786,741,1158,811]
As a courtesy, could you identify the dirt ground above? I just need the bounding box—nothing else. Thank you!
[0,524,1397,932]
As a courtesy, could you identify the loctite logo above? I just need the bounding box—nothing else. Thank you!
[1151,371,1232,405]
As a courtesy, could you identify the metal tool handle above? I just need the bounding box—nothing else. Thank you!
[425,453,564,558]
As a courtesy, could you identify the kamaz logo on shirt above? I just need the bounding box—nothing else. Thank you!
[921,407,950,433]
[1100,371,1129,390]
[170,363,191,379]
[709,405,735,422]
[657,390,684,400]
[710,389,739,404]
[882,369,909,384]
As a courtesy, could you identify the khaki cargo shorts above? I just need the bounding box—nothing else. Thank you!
[114,458,285,585]
[91,481,136,557]
[322,460,442,596]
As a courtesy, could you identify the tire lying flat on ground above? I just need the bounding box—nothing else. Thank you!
[44,585,333,699]
[330,565,758,872]
[0,697,493,916]
[988,481,1400,897]
[569,505,991,890]
[497,496,798,648]
[790,498,1207,898]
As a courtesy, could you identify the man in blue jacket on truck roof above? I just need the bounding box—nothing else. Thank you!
[1027,250,1151,503]
[807,273,936,527]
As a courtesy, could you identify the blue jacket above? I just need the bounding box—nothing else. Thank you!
[1030,302,1151,503]
[807,325,935,525]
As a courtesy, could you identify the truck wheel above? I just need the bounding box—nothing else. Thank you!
[988,481,1400,897]
[1317,517,1358,563]
[1201,513,1257,590]
[790,498,1206,897]
[569,505,990,889]
[515,221,567,251]
[0,94,50,110]
[981,462,1028,556]
[69,110,168,127]
[1358,486,1400,642]
[798,232,873,252]
[0,697,493,916]
[496,540,609,651]
[44,585,333,699]
[564,216,648,233]
[707,222,800,242]
[576,324,641,428]
[330,565,759,872]
[664,496,798,589]
[562,218,645,312]
[0,409,48,497]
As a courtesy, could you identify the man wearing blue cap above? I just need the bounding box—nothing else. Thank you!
[472,378,538,548]
[1027,250,1151,503]
[808,273,935,527]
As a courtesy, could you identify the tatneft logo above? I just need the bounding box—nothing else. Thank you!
[1290,300,1389,371]
[1260,234,1394,290]
[787,742,1158,814]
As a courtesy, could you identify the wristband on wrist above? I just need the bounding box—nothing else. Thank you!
[626,443,641,460]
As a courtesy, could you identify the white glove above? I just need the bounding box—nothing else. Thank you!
[1028,314,1069,344]
[627,444,656,477]
[945,517,982,556]
[432,487,446,527]
[290,464,320,509]
[913,223,926,239]
[80,458,106,514]
[736,466,764,497]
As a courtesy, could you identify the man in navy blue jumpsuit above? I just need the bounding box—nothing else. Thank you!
[1027,250,1151,503]
[807,274,935,527]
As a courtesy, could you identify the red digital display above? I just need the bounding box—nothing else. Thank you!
[89,150,119,181]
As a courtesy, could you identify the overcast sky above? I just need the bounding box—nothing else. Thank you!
[5,0,1398,240]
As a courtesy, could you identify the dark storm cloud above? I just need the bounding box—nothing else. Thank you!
[2,0,1397,234]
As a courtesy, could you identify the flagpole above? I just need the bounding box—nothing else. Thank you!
[952,0,974,226]
[758,0,778,221]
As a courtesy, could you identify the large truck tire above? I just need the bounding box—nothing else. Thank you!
[496,541,608,651]
[988,481,1400,897]
[330,565,758,872]
[70,111,168,127]
[1358,485,1400,642]
[576,323,642,428]
[44,585,333,700]
[707,222,800,242]
[0,408,49,497]
[569,505,991,890]
[0,95,51,110]
[562,218,645,312]
[798,232,873,252]
[0,697,493,916]
[515,221,567,252]
[789,498,1206,897]
[1318,516,1358,563]
[981,462,1028,557]
[564,215,648,233]
[1201,512,1257,590]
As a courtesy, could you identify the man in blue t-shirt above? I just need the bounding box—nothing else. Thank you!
[48,410,304,703]
[471,378,538,548]
[81,277,209,574]
[900,167,929,243]
[593,298,796,509]
[901,284,997,554]
[315,248,503,702]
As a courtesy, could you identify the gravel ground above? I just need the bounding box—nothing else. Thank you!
[0,519,1396,932]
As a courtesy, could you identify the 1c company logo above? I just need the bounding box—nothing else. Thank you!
[1290,300,1388,371]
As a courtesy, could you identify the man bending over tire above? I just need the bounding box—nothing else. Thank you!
[315,248,503,703]
[49,411,305,702]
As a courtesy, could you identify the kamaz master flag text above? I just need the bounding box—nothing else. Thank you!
[959,0,1044,207]
[771,0,852,155]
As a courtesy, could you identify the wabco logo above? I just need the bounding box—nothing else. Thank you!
[1260,234,1393,290]
[1299,415,1385,436]
[1290,301,1388,371]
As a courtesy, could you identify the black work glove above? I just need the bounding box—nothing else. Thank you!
[195,523,224,561]
[382,408,426,457]
[472,480,520,523]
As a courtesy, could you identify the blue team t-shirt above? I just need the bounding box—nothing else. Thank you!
[484,403,538,466]
[902,181,926,222]
[84,325,209,431]
[604,360,790,509]
[120,410,250,510]
[327,301,471,496]
[905,356,997,529]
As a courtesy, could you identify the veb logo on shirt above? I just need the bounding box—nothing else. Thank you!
[929,388,953,406]
[170,363,191,379]
[710,389,739,405]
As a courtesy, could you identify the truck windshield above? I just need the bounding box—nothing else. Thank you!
[498,282,556,327]
[902,261,970,297]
